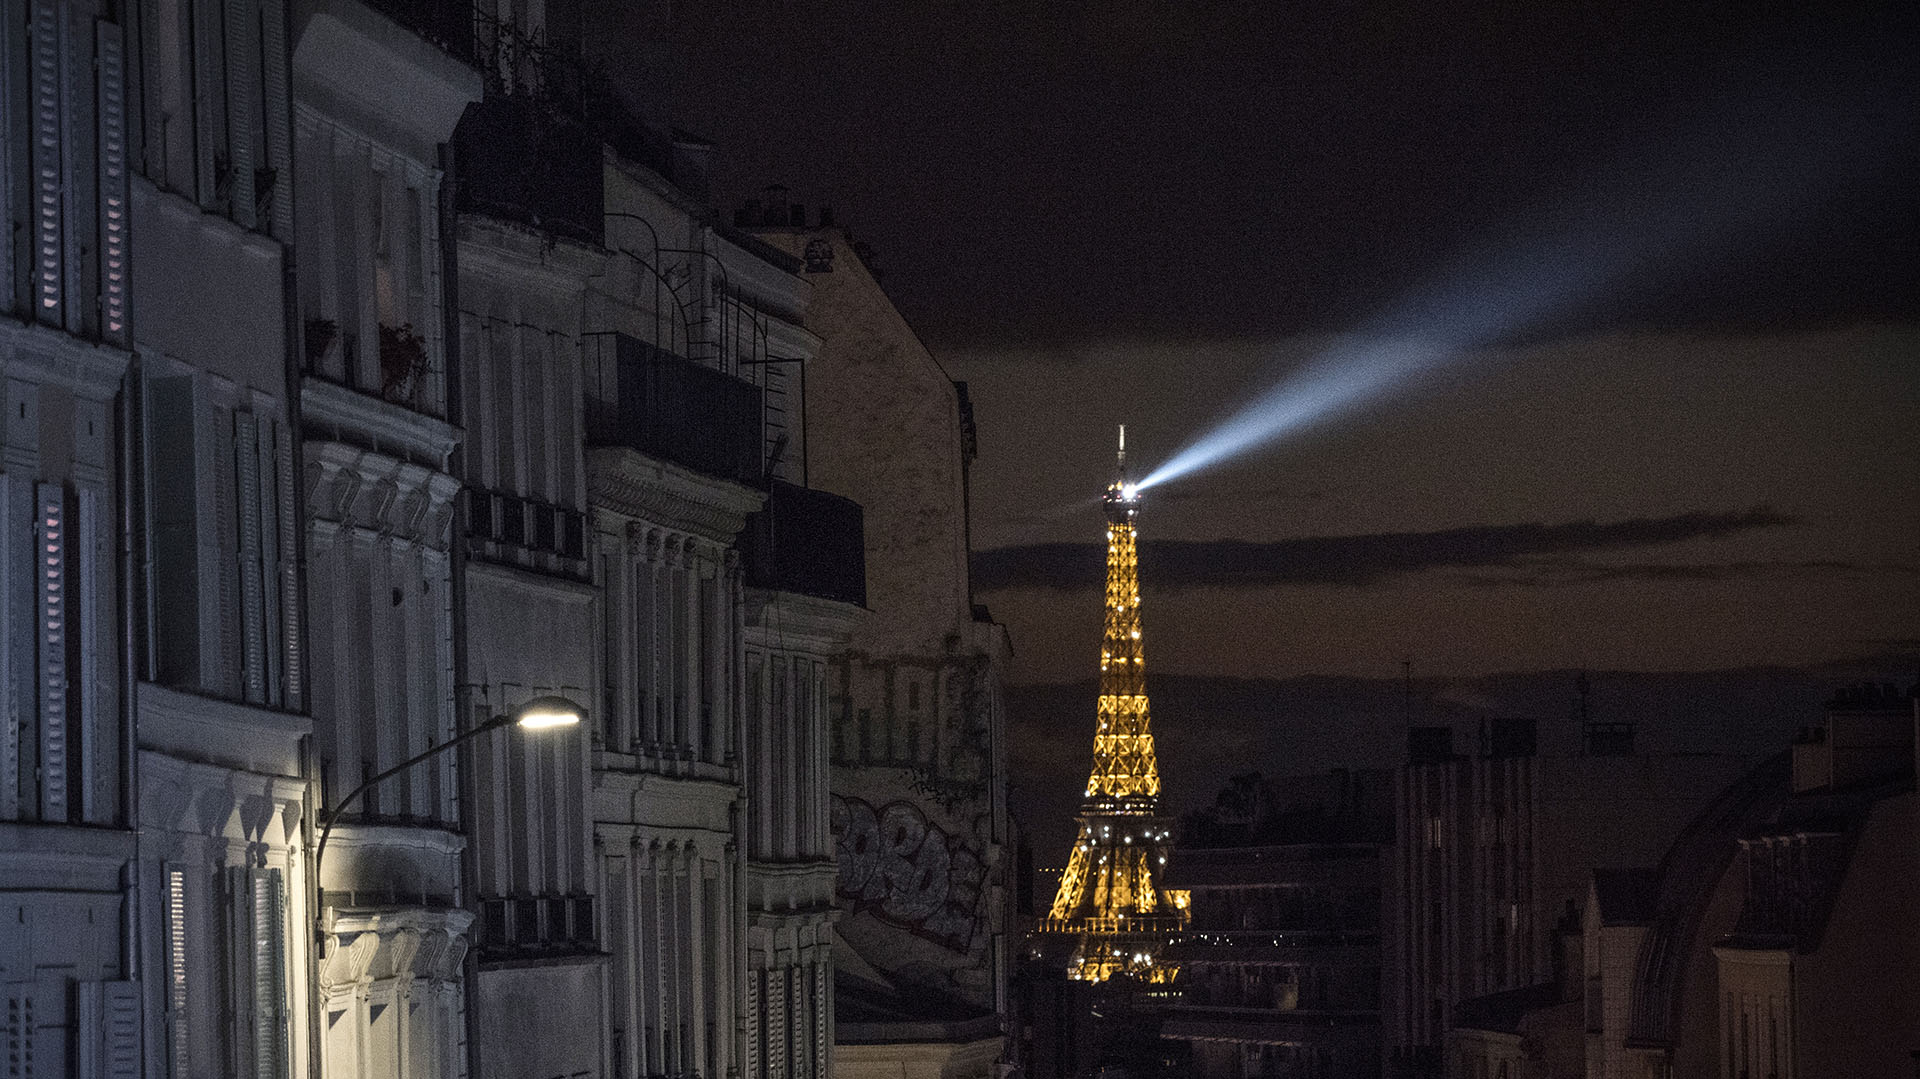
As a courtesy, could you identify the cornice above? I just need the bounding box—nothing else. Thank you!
[586,445,764,540]
[0,321,134,399]
[457,214,607,292]
[744,588,867,652]
[301,378,461,466]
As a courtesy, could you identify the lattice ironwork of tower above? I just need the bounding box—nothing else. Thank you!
[1036,427,1189,982]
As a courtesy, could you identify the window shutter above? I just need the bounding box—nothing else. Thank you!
[258,0,291,238]
[191,0,219,207]
[59,5,94,336]
[210,402,238,697]
[29,0,65,324]
[0,473,16,822]
[274,417,301,709]
[256,417,283,707]
[95,20,130,346]
[224,865,254,1076]
[163,866,190,1079]
[3,982,40,1079]
[233,414,265,703]
[249,869,289,1079]
[35,482,68,823]
[76,981,140,1079]
[76,486,99,823]
[221,0,253,227]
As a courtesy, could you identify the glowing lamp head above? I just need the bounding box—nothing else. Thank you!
[513,695,585,729]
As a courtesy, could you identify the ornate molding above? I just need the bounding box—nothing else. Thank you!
[586,446,764,541]
[305,440,460,548]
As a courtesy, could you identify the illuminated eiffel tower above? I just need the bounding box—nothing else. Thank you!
[1038,426,1189,982]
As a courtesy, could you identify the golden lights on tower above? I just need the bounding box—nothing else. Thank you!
[1036,426,1189,983]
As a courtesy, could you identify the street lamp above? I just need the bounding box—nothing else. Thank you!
[312,695,584,879]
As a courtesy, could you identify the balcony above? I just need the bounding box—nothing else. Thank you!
[466,486,588,575]
[476,893,596,958]
[453,96,603,245]
[741,480,866,607]
[584,334,763,487]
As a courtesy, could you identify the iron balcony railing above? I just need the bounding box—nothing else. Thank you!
[741,480,867,607]
[452,95,603,245]
[584,334,764,487]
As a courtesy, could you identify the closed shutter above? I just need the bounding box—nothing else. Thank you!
[258,0,291,237]
[76,981,140,1079]
[3,982,40,1079]
[275,416,300,709]
[0,473,15,821]
[256,418,283,707]
[210,400,238,697]
[233,414,265,703]
[221,0,253,226]
[59,5,94,336]
[249,869,289,1079]
[95,20,130,346]
[163,866,190,1079]
[191,0,219,208]
[35,482,67,823]
[29,0,64,324]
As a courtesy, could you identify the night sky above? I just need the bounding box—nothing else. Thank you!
[607,2,1920,857]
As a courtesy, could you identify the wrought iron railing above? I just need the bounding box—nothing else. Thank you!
[741,480,866,607]
[584,334,763,487]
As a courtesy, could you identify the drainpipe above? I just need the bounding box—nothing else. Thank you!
[731,557,749,1079]
[438,137,485,1079]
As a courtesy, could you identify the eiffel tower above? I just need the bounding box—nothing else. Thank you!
[1037,426,1188,982]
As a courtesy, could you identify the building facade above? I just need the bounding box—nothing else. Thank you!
[744,212,1016,1076]
[1389,713,1762,1077]
[1162,771,1393,1079]
[0,2,923,1078]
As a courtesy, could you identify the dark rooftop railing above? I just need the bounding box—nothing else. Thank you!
[742,480,867,607]
[585,334,764,487]
[453,96,603,245]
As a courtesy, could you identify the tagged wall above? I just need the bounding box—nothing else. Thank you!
[832,795,987,953]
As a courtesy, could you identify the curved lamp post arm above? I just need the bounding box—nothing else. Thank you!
[313,713,514,883]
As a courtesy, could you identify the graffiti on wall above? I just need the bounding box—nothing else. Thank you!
[830,795,984,953]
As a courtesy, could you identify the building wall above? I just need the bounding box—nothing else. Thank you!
[753,228,1012,1037]
[1787,791,1920,1077]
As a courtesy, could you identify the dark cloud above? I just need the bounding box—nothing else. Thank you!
[974,507,1799,592]
[1454,558,1919,588]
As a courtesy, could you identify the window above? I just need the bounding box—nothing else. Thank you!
[143,375,296,707]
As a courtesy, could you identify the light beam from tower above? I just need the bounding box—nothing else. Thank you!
[1036,425,1189,982]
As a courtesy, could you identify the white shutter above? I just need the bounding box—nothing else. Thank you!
[744,970,759,1079]
[76,981,140,1079]
[256,418,282,707]
[249,869,289,1079]
[275,417,300,709]
[258,0,291,237]
[163,866,190,1079]
[191,0,218,207]
[59,5,93,335]
[233,414,265,702]
[3,982,39,1079]
[29,0,64,324]
[76,486,99,823]
[95,20,130,346]
[0,473,15,822]
[210,402,238,697]
[222,0,253,227]
[767,967,786,1079]
[35,482,67,823]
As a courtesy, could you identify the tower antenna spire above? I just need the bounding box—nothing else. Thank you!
[1116,424,1127,476]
